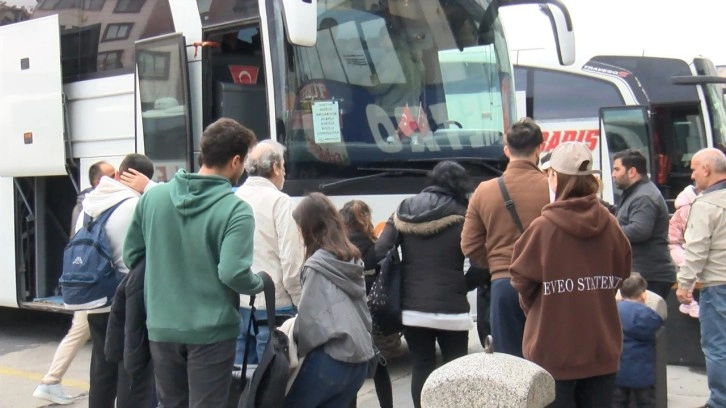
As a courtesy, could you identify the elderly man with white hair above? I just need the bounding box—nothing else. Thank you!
[234,139,304,365]
[677,147,726,408]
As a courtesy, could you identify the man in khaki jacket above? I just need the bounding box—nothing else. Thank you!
[461,118,549,357]
[677,148,726,408]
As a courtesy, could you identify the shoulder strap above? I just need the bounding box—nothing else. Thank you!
[87,198,132,230]
[240,271,275,389]
[240,294,257,389]
[497,177,524,234]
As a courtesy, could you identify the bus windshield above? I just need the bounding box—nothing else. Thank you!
[280,0,513,181]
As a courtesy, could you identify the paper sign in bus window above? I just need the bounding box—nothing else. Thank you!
[312,100,342,144]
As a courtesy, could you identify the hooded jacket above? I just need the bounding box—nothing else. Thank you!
[294,249,374,363]
[77,177,140,275]
[77,177,140,313]
[668,185,698,267]
[510,194,632,380]
[616,300,664,388]
[123,171,264,345]
[375,186,472,330]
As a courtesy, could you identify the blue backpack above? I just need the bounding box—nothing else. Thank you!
[59,199,129,310]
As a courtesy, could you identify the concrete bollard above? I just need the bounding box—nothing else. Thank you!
[421,337,555,408]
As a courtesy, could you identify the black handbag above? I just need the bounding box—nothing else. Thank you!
[367,229,402,336]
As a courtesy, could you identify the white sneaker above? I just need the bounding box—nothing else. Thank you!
[33,383,74,405]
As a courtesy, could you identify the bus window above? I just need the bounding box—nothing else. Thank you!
[2,0,175,83]
[531,68,624,121]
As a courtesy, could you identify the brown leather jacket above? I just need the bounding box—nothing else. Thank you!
[461,160,548,280]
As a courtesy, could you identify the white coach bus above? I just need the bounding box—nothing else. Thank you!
[513,53,726,206]
[0,0,575,311]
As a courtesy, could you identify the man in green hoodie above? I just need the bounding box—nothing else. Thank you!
[123,118,264,407]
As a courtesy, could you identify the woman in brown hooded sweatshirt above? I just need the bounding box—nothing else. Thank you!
[510,142,632,408]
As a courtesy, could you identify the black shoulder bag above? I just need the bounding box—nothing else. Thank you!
[367,228,403,336]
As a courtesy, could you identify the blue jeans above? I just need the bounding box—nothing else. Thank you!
[284,348,368,408]
[236,306,296,365]
[700,285,726,407]
[490,278,525,358]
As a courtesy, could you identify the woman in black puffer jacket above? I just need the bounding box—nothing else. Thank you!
[375,161,474,408]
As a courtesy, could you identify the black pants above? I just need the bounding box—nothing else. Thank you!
[613,386,655,408]
[476,284,491,347]
[349,359,393,408]
[646,281,674,301]
[549,373,616,408]
[87,313,153,408]
[404,326,468,408]
[150,338,236,408]
[490,278,525,357]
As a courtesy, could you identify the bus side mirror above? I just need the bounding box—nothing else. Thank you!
[538,3,575,66]
[281,0,318,47]
[500,0,575,66]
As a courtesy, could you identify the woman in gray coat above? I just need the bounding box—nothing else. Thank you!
[284,193,374,408]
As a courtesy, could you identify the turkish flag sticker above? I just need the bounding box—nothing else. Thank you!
[228,65,259,85]
[397,104,416,138]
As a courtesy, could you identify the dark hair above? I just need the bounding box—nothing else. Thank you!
[621,272,648,299]
[88,161,109,187]
[340,200,376,242]
[613,149,648,176]
[428,161,472,204]
[200,118,257,168]
[119,154,154,179]
[505,117,543,157]
[293,193,361,261]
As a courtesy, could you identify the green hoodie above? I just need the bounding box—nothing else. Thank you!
[123,170,263,344]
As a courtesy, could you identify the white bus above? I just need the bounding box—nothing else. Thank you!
[513,53,726,206]
[0,0,574,311]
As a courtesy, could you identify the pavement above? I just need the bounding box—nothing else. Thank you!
[0,308,710,408]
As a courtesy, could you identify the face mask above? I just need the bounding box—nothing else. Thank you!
[548,182,556,203]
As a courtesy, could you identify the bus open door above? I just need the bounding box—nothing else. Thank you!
[0,14,72,310]
[598,106,652,206]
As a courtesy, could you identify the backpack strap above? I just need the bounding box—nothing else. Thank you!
[497,177,524,234]
[86,198,132,231]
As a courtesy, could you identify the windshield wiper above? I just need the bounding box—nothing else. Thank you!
[407,157,504,176]
[318,167,428,193]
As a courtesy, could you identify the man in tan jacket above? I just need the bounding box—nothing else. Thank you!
[677,148,726,408]
[461,118,549,357]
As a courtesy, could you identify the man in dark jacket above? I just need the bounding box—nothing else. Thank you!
[612,149,676,299]
[614,273,664,408]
